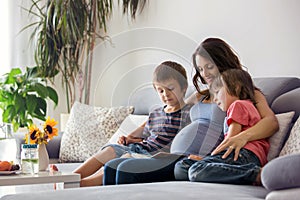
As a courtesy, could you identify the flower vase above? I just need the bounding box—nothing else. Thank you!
[38,143,49,171]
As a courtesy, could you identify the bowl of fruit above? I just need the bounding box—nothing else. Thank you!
[0,160,20,174]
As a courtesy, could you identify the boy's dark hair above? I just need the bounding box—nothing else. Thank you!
[210,69,256,105]
[153,61,188,90]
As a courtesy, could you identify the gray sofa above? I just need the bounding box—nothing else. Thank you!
[7,77,300,200]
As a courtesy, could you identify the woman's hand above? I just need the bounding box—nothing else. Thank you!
[211,134,248,161]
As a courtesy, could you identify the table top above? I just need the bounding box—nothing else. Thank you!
[0,171,80,186]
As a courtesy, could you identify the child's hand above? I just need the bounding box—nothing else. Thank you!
[117,136,127,145]
[188,154,203,161]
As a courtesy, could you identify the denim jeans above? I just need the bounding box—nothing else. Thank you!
[103,157,179,185]
[175,148,261,185]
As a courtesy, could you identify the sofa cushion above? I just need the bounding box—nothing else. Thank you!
[0,181,268,200]
[266,188,300,200]
[267,111,295,161]
[279,116,300,157]
[253,77,300,106]
[271,88,300,123]
[262,153,300,191]
[59,102,134,162]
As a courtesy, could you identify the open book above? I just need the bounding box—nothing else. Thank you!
[151,152,186,160]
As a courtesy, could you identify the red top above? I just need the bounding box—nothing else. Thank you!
[225,100,269,166]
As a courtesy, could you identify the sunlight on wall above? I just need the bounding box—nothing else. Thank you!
[0,0,10,75]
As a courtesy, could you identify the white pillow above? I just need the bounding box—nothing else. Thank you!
[59,102,134,162]
[267,111,295,161]
[107,114,148,144]
[279,116,300,156]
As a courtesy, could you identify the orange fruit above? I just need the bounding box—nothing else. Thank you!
[0,161,12,171]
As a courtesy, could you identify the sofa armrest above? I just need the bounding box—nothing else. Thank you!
[13,131,63,160]
[262,153,300,190]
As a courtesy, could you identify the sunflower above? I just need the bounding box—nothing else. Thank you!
[25,125,40,144]
[43,117,58,140]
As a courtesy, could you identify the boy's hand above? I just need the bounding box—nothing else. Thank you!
[117,136,127,145]
[118,135,143,146]
[188,154,203,161]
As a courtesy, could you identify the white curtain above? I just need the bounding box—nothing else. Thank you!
[0,0,10,74]
[0,0,35,75]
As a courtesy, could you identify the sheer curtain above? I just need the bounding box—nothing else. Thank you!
[0,0,35,76]
[0,0,10,75]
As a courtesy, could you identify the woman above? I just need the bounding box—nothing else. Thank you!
[175,69,269,185]
[103,38,279,185]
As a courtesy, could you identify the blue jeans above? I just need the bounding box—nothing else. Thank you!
[174,148,261,185]
[103,157,180,185]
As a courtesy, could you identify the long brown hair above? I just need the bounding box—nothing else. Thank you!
[192,38,242,95]
[210,69,256,105]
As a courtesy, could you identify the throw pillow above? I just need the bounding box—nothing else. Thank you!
[262,153,300,190]
[107,114,148,144]
[267,111,295,161]
[59,102,134,162]
[279,116,300,156]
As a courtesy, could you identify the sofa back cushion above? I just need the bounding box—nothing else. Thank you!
[271,88,300,123]
[253,77,300,106]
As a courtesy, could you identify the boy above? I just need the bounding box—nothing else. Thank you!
[73,61,192,186]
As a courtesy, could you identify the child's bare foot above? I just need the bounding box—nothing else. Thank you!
[188,154,203,161]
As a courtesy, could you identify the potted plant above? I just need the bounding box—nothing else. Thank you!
[24,0,147,112]
[0,67,58,132]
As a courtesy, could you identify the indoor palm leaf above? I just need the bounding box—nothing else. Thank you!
[24,0,147,112]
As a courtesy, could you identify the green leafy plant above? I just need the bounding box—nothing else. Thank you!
[23,0,147,112]
[0,67,58,132]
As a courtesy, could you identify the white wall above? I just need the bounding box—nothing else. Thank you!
[108,0,300,77]
[86,0,300,108]
[13,0,299,122]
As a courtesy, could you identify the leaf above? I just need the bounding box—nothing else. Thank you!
[2,105,16,123]
[5,68,22,84]
[47,86,58,106]
[15,95,26,114]
[30,82,48,99]
[33,97,47,118]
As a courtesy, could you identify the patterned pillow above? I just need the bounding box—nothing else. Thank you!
[59,102,134,162]
[279,116,300,156]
